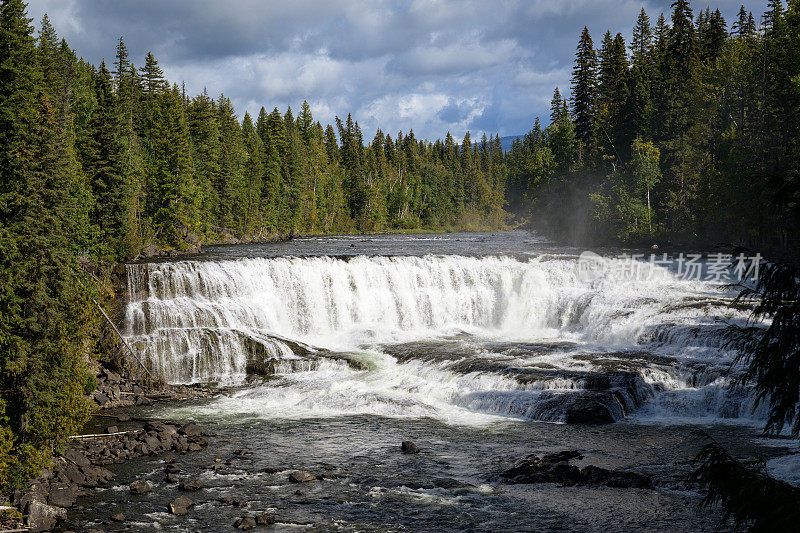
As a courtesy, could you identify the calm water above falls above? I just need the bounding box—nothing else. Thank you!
[79,232,792,531]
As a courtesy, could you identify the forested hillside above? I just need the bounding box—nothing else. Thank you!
[0,0,511,493]
[3,0,800,499]
[507,0,800,254]
[7,8,511,263]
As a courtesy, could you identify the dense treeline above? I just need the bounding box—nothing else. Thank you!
[508,0,800,253]
[21,10,508,261]
[0,0,509,492]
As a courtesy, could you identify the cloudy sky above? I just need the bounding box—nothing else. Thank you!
[26,0,766,141]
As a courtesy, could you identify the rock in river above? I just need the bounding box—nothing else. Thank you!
[401,441,420,454]
[129,479,151,495]
[234,516,257,530]
[179,479,204,492]
[501,450,652,489]
[169,495,195,515]
[289,470,316,483]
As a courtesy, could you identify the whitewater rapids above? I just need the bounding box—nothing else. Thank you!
[123,252,764,425]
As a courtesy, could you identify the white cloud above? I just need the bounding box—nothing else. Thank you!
[25,0,768,139]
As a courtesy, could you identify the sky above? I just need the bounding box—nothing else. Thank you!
[26,0,767,142]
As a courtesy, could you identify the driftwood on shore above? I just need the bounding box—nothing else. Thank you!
[68,430,144,440]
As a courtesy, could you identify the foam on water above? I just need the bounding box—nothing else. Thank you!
[124,253,762,424]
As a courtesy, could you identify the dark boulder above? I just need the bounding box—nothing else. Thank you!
[179,479,204,492]
[256,511,277,525]
[129,479,151,495]
[401,441,419,454]
[580,465,653,489]
[48,483,78,508]
[289,470,315,483]
[62,449,90,468]
[501,450,652,489]
[234,516,257,530]
[179,422,202,437]
[169,495,194,515]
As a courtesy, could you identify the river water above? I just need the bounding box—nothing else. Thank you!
[73,232,793,531]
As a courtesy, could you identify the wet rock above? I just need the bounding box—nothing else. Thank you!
[129,479,151,495]
[26,500,67,532]
[179,479,204,492]
[234,516,257,530]
[256,511,277,525]
[580,465,653,489]
[143,435,160,452]
[501,450,653,489]
[135,395,151,405]
[165,464,180,474]
[92,391,109,405]
[289,470,315,483]
[62,449,90,468]
[219,496,247,508]
[111,512,126,522]
[83,465,114,487]
[179,422,202,437]
[165,473,179,483]
[401,441,420,454]
[106,426,119,434]
[62,463,86,485]
[169,495,194,515]
[117,414,131,422]
[48,483,78,508]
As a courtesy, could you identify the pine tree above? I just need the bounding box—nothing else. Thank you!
[298,100,313,144]
[240,112,263,234]
[139,51,165,95]
[668,0,698,77]
[0,0,94,490]
[36,13,60,94]
[630,8,653,67]
[187,89,221,229]
[216,94,246,232]
[549,87,563,124]
[86,61,129,257]
[571,27,598,148]
[323,124,338,164]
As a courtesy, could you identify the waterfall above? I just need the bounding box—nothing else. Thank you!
[124,255,737,379]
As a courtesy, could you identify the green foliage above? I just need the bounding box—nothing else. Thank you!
[0,1,513,496]
[728,258,800,435]
[689,435,800,531]
[510,0,800,252]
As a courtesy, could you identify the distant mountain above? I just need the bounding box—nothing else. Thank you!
[498,135,523,153]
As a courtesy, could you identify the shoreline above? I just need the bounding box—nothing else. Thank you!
[6,367,218,532]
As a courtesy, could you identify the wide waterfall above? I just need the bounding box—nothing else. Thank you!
[123,249,763,424]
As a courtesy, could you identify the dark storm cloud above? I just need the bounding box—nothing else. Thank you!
[26,0,767,141]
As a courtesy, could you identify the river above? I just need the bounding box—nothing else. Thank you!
[72,231,792,531]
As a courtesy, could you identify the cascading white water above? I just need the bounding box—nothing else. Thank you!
[124,253,762,423]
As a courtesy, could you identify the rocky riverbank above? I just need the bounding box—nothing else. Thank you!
[89,367,215,410]
[3,365,217,532]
